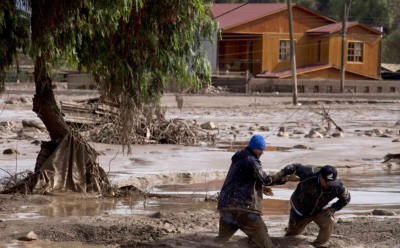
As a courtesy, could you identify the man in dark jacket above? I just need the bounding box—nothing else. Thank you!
[277,163,351,247]
[215,134,284,248]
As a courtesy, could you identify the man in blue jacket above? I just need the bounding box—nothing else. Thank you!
[277,163,351,247]
[215,134,285,248]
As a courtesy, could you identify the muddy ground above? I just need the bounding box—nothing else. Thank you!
[0,193,399,248]
[0,83,400,247]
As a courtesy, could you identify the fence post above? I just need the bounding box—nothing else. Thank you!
[246,70,250,94]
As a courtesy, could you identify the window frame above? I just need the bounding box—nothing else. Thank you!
[347,41,364,63]
[279,40,291,61]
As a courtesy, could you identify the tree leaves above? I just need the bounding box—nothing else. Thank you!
[0,0,30,90]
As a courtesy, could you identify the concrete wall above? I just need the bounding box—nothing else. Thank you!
[249,78,400,94]
[212,75,400,94]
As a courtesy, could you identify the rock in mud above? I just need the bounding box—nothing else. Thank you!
[3,148,19,155]
[200,122,217,130]
[277,131,289,137]
[332,132,344,138]
[258,126,270,131]
[18,231,38,241]
[293,144,310,149]
[148,211,163,218]
[305,129,323,138]
[371,209,396,216]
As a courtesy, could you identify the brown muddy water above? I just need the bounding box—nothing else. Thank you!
[1,139,399,222]
[1,167,399,223]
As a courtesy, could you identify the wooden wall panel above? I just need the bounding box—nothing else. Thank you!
[219,6,381,80]
[345,34,381,78]
[226,7,333,34]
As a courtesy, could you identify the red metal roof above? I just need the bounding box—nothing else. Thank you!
[211,3,287,29]
[307,22,357,34]
[256,64,332,78]
[307,21,382,35]
[256,64,379,80]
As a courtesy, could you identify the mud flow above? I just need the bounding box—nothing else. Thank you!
[1,168,397,222]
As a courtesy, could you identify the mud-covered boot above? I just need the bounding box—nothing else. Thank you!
[311,240,328,248]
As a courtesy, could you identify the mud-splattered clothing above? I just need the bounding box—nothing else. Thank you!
[280,163,351,217]
[280,163,351,247]
[216,147,282,248]
[217,147,282,214]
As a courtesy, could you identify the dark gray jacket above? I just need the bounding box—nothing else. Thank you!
[217,147,284,214]
[280,163,351,217]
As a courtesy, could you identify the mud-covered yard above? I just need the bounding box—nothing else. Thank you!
[0,194,399,248]
[0,83,400,247]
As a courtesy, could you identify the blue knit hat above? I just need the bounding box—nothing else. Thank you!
[248,134,266,150]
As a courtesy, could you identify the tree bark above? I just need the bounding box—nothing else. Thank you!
[30,0,69,143]
[32,56,69,143]
[29,1,110,194]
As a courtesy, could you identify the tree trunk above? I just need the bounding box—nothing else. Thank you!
[30,0,69,143]
[30,56,111,194]
[15,53,20,83]
[32,56,69,143]
[28,1,111,195]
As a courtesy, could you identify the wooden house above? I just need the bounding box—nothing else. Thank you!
[211,3,382,80]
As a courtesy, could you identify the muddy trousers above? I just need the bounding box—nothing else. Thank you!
[215,210,274,248]
[285,208,334,247]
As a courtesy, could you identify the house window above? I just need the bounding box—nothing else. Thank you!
[279,40,290,61]
[314,85,319,93]
[297,85,305,93]
[390,87,396,93]
[348,41,363,62]
[363,86,369,93]
[327,86,333,93]
[377,87,382,93]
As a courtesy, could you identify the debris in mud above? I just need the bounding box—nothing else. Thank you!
[314,104,343,132]
[60,98,218,146]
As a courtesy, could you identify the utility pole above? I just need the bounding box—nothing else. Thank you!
[340,1,348,93]
[287,0,298,105]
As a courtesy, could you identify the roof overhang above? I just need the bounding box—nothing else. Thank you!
[212,3,336,32]
[307,22,382,35]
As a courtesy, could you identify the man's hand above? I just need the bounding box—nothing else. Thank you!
[263,187,274,196]
[322,207,335,217]
[271,171,287,184]
[287,171,300,182]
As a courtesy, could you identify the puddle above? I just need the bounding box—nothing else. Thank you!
[4,240,106,248]
[0,193,212,221]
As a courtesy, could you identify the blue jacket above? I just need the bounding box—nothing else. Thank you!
[217,147,282,214]
[281,163,351,217]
